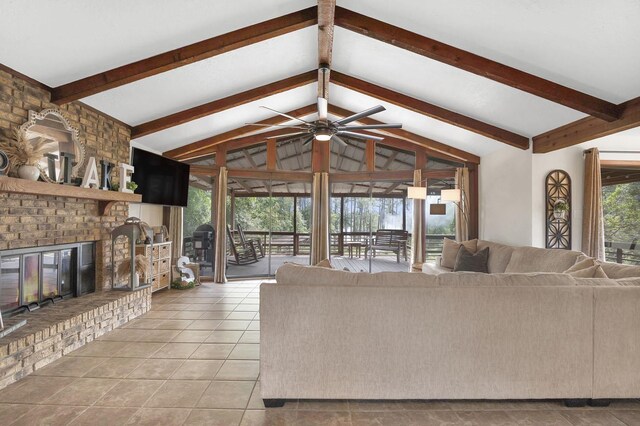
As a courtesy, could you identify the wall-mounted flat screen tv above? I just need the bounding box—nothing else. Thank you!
[131,148,190,207]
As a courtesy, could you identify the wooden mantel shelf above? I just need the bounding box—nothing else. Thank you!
[0,176,142,215]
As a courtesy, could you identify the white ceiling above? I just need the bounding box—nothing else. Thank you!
[339,0,640,103]
[0,0,315,86]
[330,84,507,157]
[1,0,639,159]
[83,27,317,125]
[133,84,318,153]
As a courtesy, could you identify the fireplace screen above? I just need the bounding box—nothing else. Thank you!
[0,242,95,315]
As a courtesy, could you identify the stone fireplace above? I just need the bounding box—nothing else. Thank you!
[0,67,151,390]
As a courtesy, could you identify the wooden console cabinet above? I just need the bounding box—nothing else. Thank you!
[136,241,172,292]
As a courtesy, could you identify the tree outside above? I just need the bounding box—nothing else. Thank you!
[183,186,211,238]
[603,182,640,243]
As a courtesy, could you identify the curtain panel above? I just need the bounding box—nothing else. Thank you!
[411,169,426,270]
[582,149,605,260]
[310,172,330,265]
[214,167,228,283]
[169,206,183,266]
[455,167,470,242]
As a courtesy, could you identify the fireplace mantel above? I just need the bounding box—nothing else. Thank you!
[0,176,141,215]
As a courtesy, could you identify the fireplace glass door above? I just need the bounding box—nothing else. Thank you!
[0,243,92,315]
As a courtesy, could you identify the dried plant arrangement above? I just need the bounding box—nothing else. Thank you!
[117,254,150,279]
[0,129,56,175]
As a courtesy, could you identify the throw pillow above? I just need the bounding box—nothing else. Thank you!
[453,246,489,273]
[315,259,333,269]
[567,264,609,278]
[564,257,596,274]
[441,238,478,269]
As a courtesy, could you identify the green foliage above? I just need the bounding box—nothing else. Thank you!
[603,182,640,243]
[183,186,212,238]
[231,196,294,231]
[171,278,196,290]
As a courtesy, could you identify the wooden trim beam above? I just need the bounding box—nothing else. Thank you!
[365,140,376,171]
[165,104,316,160]
[312,139,331,172]
[51,7,318,104]
[329,104,480,164]
[600,160,640,170]
[533,96,640,153]
[228,169,311,182]
[131,71,317,138]
[331,71,529,149]
[334,6,622,122]
[215,145,226,166]
[317,0,336,98]
[266,140,277,170]
[188,165,219,177]
[331,170,414,182]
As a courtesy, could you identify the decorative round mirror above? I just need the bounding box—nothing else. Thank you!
[19,109,85,183]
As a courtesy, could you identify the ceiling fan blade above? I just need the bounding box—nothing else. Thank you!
[301,135,315,146]
[266,132,309,139]
[337,123,402,131]
[317,97,328,121]
[245,123,309,130]
[331,135,348,148]
[334,105,386,125]
[260,106,310,124]
[337,130,385,141]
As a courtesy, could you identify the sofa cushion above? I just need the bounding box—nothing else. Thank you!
[315,258,333,269]
[441,238,478,269]
[574,254,640,279]
[504,246,582,273]
[616,277,640,286]
[453,246,489,273]
[436,272,579,287]
[422,262,452,274]
[477,240,515,273]
[567,264,608,278]
[276,263,360,286]
[275,263,439,287]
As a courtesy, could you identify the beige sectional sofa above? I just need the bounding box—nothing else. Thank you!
[260,247,640,406]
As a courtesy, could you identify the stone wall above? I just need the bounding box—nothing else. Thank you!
[0,67,132,290]
[0,287,151,390]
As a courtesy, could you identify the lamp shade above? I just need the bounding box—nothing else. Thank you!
[429,203,447,215]
[441,188,461,202]
[407,186,427,200]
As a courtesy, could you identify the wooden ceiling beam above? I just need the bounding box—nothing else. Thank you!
[51,7,318,104]
[331,71,529,149]
[317,0,336,99]
[131,70,316,138]
[532,96,640,153]
[165,104,316,159]
[329,104,480,164]
[334,6,623,122]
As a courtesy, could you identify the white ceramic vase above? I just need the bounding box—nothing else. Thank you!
[17,165,40,181]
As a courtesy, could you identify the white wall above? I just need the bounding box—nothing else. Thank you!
[481,127,640,249]
[128,203,164,227]
[479,146,532,246]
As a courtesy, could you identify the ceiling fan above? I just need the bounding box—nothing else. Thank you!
[247,68,402,148]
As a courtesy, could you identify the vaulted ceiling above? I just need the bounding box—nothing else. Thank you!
[1,0,639,161]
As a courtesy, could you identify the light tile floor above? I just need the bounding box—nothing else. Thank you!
[0,280,639,425]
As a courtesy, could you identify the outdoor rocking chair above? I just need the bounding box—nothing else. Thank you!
[237,224,265,258]
[226,225,259,265]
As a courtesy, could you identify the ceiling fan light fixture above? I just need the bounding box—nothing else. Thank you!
[315,127,332,141]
